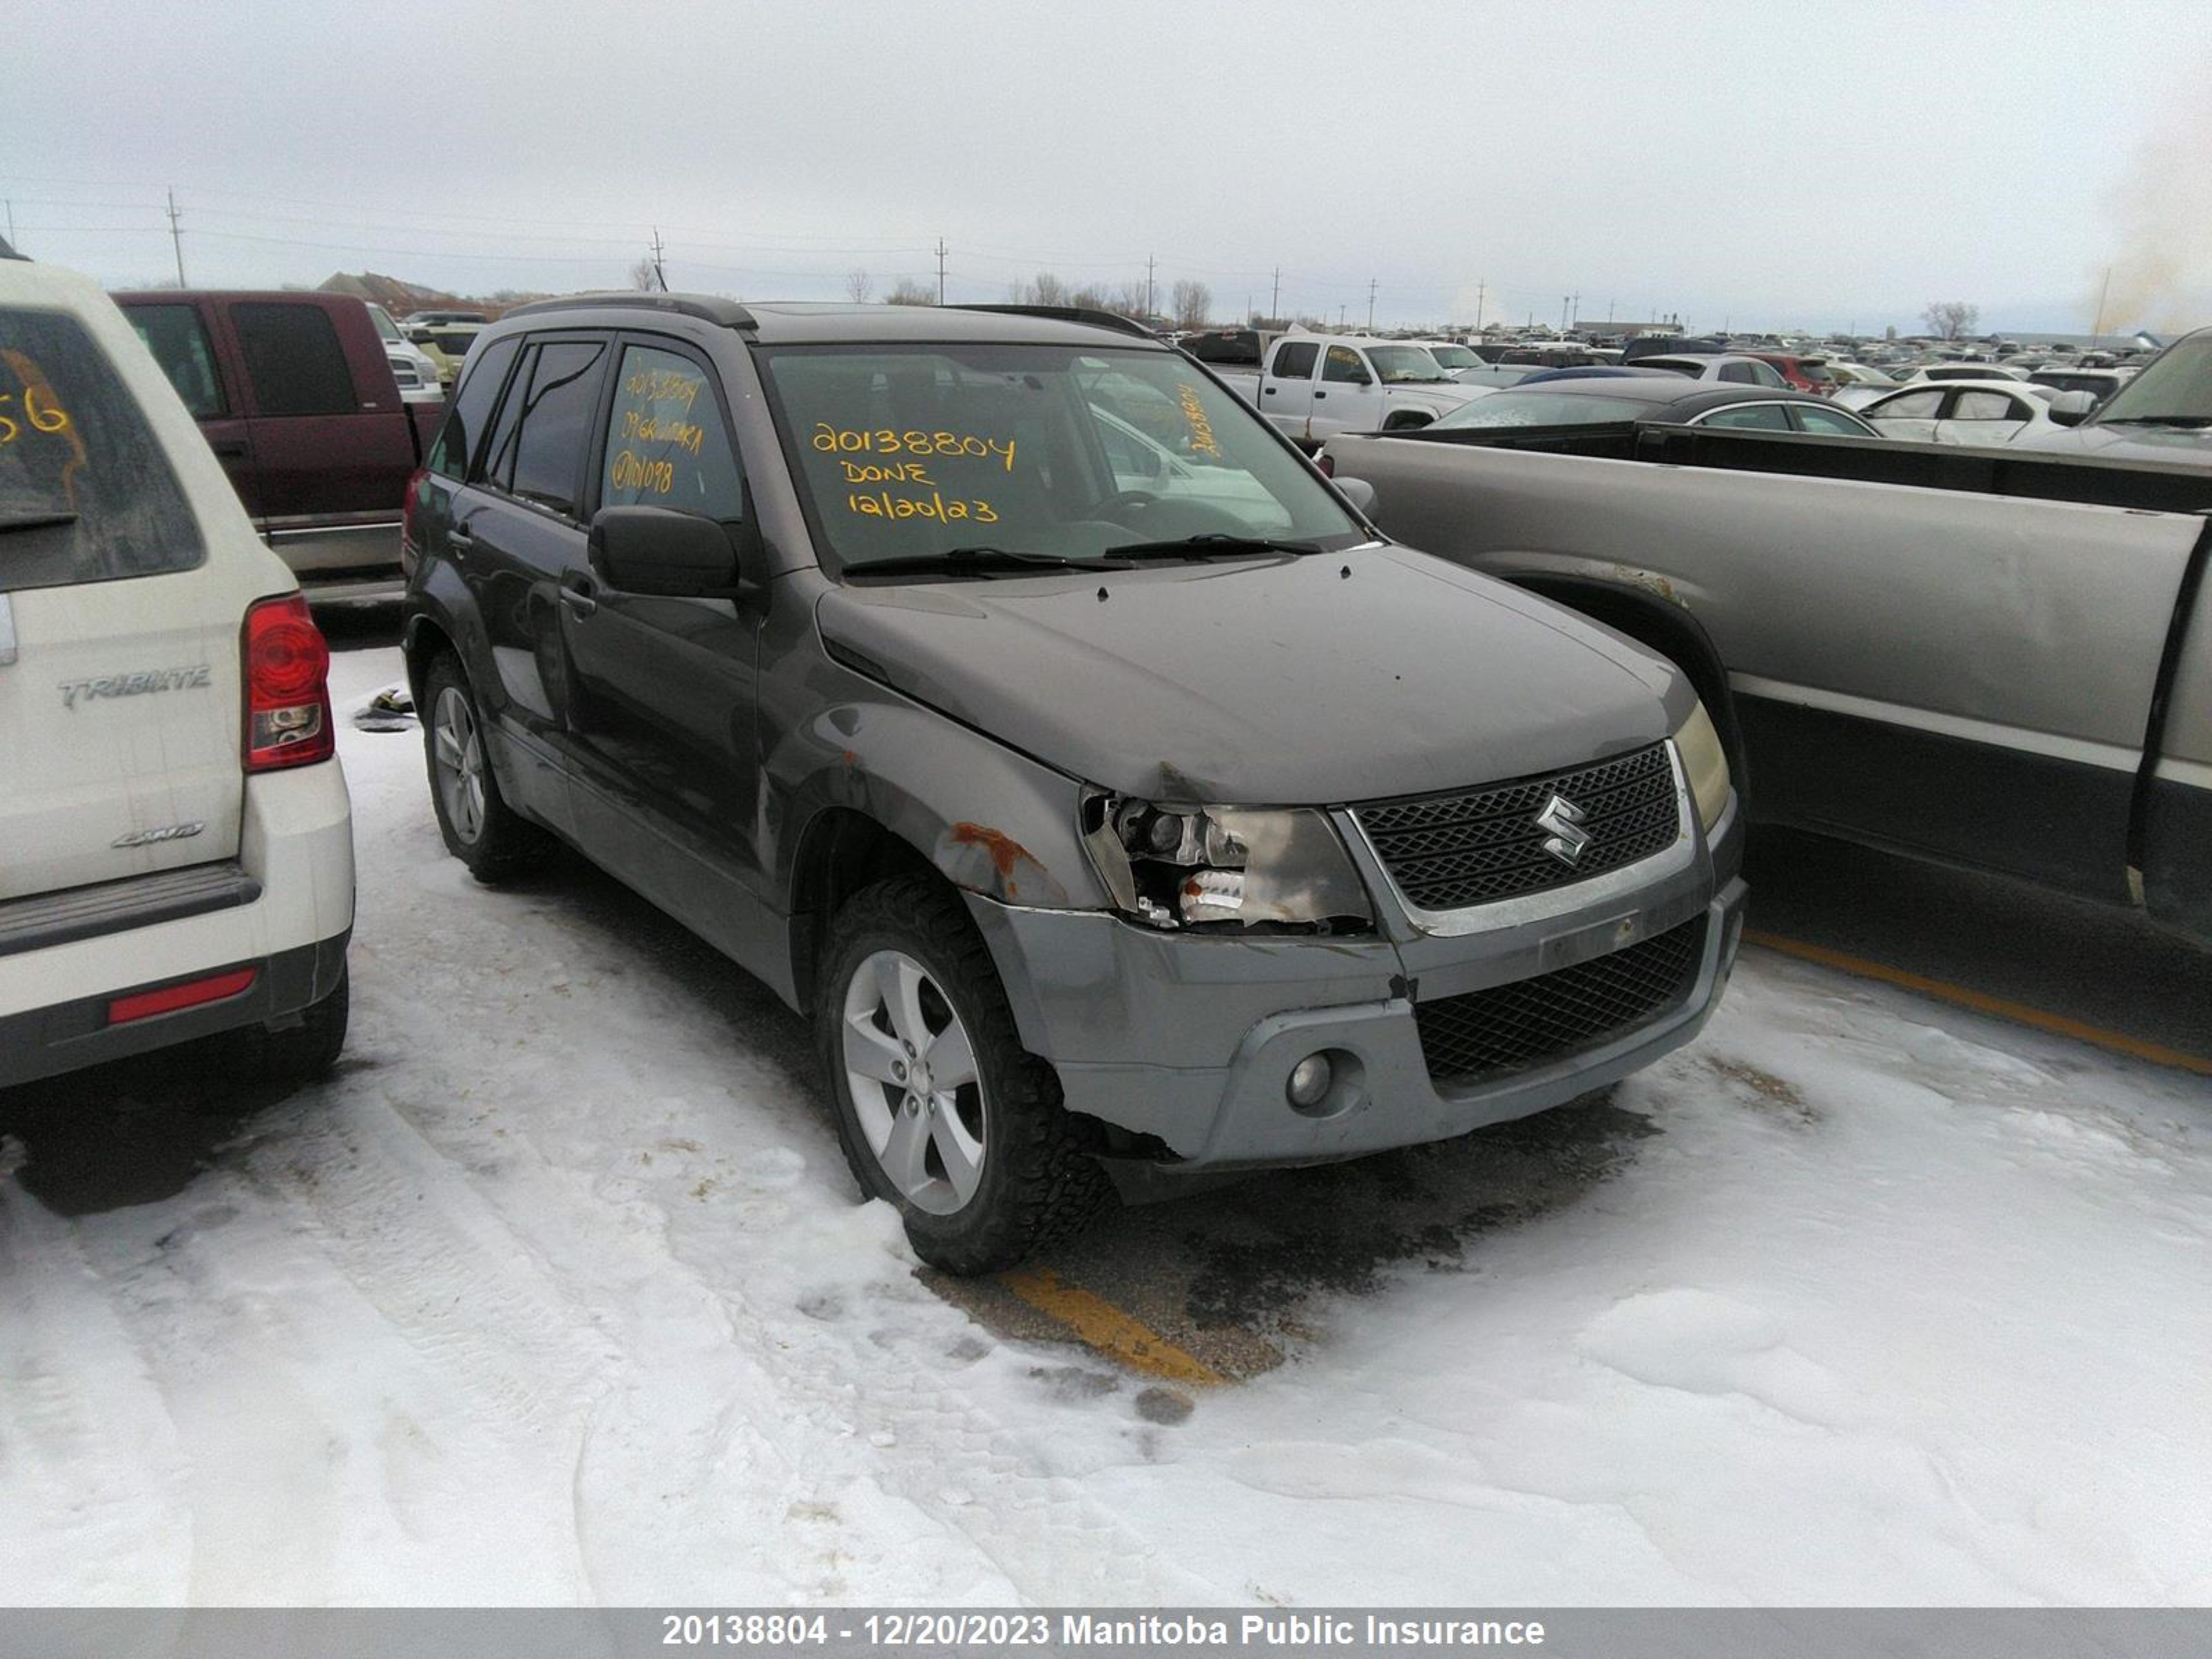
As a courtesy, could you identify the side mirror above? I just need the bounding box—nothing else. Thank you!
[1335,476,1378,516]
[2047,391,2095,428]
[588,505,762,603]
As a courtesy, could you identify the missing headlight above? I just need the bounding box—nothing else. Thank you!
[1081,791,1374,933]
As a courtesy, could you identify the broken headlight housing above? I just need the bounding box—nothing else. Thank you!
[1080,791,1375,933]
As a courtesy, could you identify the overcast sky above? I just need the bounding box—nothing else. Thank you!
[8,0,2211,334]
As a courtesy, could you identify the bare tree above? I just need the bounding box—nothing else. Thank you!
[885,277,935,306]
[1107,281,1151,319]
[1068,283,1109,310]
[1922,300,1980,341]
[628,255,659,292]
[844,269,875,303]
[1171,279,1212,331]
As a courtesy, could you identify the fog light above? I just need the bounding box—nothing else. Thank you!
[1286,1053,1334,1109]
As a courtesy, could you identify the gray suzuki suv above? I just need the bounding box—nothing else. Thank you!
[401,295,1745,1273]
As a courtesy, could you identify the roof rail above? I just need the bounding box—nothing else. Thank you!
[499,291,756,329]
[954,303,1156,340]
[0,234,25,261]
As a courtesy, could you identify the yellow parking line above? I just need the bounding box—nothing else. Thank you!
[1746,929,2212,1078]
[1000,1268,1227,1387]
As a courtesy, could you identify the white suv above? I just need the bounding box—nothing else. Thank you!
[0,250,354,1089]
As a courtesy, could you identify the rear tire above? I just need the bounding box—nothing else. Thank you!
[815,875,1109,1275]
[422,651,553,883]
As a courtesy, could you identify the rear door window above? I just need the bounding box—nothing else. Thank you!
[1793,404,1873,436]
[1,308,204,592]
[124,303,227,418]
[1268,341,1317,380]
[229,302,356,416]
[505,339,608,517]
[427,335,520,482]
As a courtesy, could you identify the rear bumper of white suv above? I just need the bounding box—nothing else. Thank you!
[0,760,353,1089]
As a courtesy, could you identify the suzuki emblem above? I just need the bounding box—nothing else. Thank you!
[1534,794,1593,866]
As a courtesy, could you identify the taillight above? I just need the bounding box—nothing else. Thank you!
[1318,452,1336,477]
[243,592,333,771]
[400,467,427,576]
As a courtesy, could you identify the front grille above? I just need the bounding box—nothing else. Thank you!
[1415,915,1708,1087]
[1356,742,1678,912]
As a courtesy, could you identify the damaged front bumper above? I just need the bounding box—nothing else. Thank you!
[962,793,1746,1191]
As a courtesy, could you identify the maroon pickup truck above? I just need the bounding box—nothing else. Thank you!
[114,290,442,598]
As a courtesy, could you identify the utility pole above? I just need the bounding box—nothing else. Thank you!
[3,200,14,249]
[1474,277,1485,332]
[165,187,186,287]
[1338,305,1347,330]
[650,227,667,291]
[1568,290,1580,332]
[1366,278,1377,331]
[932,238,948,304]
[2090,265,2112,343]
[1269,266,1282,324]
[1145,254,1157,319]
[1561,295,1571,332]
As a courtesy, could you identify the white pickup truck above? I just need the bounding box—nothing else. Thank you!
[1212,334,1481,446]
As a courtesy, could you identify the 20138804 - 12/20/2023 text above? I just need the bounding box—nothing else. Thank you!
[657,1611,1550,1647]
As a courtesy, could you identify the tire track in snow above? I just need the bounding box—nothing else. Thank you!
[0,1190,194,1602]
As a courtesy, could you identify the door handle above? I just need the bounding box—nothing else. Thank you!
[210,439,249,460]
[1313,391,1327,400]
[559,572,599,617]
[1262,386,1275,395]
[446,525,475,550]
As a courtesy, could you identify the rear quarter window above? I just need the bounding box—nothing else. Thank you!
[427,335,520,481]
[1,308,205,592]
[229,302,357,416]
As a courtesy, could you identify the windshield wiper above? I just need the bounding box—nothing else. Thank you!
[1103,533,1325,561]
[2099,415,2212,428]
[0,511,77,534]
[848,545,1132,577]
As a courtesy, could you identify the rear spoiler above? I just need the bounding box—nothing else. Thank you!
[0,234,25,261]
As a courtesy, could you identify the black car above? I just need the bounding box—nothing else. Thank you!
[1429,376,1880,438]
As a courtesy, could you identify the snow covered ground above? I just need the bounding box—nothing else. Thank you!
[3,646,2208,1606]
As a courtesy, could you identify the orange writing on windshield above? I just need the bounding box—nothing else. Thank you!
[813,425,1015,471]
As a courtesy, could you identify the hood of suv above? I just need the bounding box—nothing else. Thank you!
[814,547,1683,803]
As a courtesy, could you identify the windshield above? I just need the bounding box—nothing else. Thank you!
[754,343,1365,572]
[367,304,404,344]
[1365,346,1454,384]
[2090,333,2212,425]
[1430,390,1658,429]
[1423,344,1479,370]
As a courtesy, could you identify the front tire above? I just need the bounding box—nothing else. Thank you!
[422,651,552,883]
[815,876,1109,1274]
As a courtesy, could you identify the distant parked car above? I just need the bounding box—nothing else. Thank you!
[0,251,354,1094]
[1631,354,1792,388]
[1620,335,1727,363]
[1858,379,2067,445]
[1745,353,1839,395]
[1897,362,2031,384]
[2025,367,2126,404]
[1426,376,1877,436]
[366,303,447,405]
[1450,363,1547,388]
[2007,326,2212,465]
